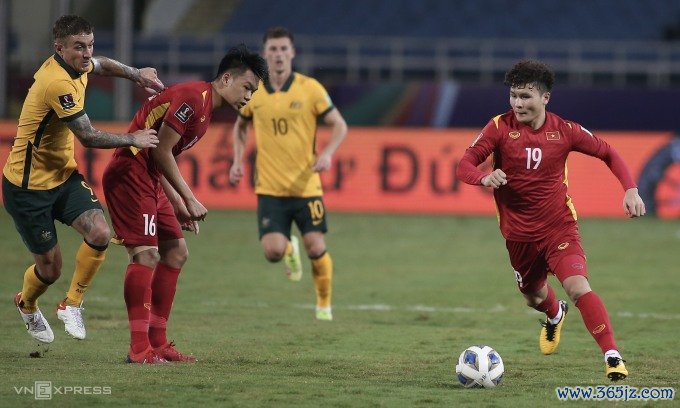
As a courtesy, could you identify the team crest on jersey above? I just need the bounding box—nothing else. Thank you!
[39,230,53,243]
[508,131,520,139]
[174,102,195,123]
[290,101,302,109]
[58,93,76,110]
[546,131,561,141]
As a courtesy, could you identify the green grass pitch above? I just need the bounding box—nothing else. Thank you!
[1,210,678,406]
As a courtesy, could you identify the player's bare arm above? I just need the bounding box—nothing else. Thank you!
[160,176,199,234]
[229,115,249,185]
[481,169,508,189]
[623,187,646,218]
[91,56,165,93]
[313,108,348,172]
[67,114,159,148]
[151,123,207,221]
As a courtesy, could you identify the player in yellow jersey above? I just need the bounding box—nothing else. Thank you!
[230,27,348,321]
[4,15,164,344]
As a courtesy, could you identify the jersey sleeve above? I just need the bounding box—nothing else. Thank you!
[568,121,637,190]
[45,79,85,122]
[456,119,502,185]
[309,79,334,117]
[162,88,202,135]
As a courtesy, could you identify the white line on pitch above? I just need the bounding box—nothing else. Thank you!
[62,295,680,321]
[292,303,680,320]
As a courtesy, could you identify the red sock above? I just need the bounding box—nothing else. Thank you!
[149,263,181,348]
[575,291,618,353]
[124,263,154,354]
[534,285,560,319]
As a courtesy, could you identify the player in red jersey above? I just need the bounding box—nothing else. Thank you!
[456,60,645,381]
[103,45,267,364]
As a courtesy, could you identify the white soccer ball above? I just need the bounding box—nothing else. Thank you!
[455,345,504,388]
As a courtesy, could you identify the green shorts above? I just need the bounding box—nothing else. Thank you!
[2,171,103,254]
[257,195,328,239]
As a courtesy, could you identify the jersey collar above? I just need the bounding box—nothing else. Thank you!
[264,72,295,94]
[53,53,85,79]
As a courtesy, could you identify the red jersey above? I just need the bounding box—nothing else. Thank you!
[457,111,636,241]
[111,81,214,176]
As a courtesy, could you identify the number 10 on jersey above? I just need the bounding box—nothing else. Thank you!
[271,118,288,135]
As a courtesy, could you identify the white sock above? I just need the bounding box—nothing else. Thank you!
[547,305,563,325]
[604,349,622,362]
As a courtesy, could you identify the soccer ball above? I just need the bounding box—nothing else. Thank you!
[455,345,504,388]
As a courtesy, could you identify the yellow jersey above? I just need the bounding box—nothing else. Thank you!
[3,54,92,190]
[240,72,334,197]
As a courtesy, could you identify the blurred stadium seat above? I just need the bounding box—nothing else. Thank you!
[221,0,680,41]
[6,0,680,127]
[78,0,680,89]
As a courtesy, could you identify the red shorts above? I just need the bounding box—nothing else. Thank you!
[505,223,588,294]
[102,152,182,247]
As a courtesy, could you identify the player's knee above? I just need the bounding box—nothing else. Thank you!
[566,287,591,304]
[163,245,189,267]
[263,247,285,262]
[40,265,61,282]
[306,244,327,260]
[519,282,545,307]
[305,239,326,259]
[87,223,111,247]
[523,293,543,308]
[302,235,326,258]
[133,248,161,268]
[36,258,62,282]
[562,275,591,303]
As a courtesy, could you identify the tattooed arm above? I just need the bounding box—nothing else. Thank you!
[91,56,165,93]
[66,113,159,149]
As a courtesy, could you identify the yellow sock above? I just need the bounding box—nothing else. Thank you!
[21,265,50,312]
[65,241,107,306]
[284,242,293,257]
[311,252,333,308]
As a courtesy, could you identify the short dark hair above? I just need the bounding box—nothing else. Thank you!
[263,26,294,44]
[53,15,93,41]
[503,60,555,93]
[215,44,268,82]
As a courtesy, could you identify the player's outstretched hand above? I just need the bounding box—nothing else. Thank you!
[623,187,646,218]
[481,169,507,189]
[137,67,165,94]
[170,195,201,235]
[312,154,332,172]
[131,129,159,149]
[181,221,200,234]
[186,197,208,221]
[229,162,244,185]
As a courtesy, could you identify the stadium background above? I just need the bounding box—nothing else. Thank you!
[1,0,680,218]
